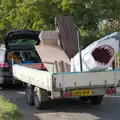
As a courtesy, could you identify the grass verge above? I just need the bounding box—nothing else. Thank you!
[0,96,23,120]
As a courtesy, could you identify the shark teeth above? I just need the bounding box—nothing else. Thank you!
[98,45,114,57]
[94,45,114,66]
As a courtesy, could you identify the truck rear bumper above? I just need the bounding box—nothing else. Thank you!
[52,87,116,99]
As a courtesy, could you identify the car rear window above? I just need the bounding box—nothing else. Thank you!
[23,51,41,63]
[8,39,38,46]
[8,50,41,64]
[0,49,5,63]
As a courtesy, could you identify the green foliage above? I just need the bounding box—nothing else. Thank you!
[10,39,37,45]
[0,96,23,120]
[0,0,120,44]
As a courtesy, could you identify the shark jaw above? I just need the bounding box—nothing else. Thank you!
[92,45,114,66]
[71,33,119,72]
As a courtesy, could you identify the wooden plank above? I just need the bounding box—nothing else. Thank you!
[64,63,70,72]
[56,16,78,59]
[54,61,59,72]
[59,62,62,72]
[61,61,65,72]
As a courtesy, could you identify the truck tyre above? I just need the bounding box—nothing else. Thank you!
[34,87,48,109]
[26,84,34,105]
[90,95,103,105]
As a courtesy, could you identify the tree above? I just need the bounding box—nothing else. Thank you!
[0,0,120,44]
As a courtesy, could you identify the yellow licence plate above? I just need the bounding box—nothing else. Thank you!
[72,89,92,96]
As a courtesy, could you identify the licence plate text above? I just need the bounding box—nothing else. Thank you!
[72,89,92,96]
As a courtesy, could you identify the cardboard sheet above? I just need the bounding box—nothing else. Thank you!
[35,45,70,73]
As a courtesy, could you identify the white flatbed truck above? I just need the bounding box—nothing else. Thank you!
[13,64,118,109]
[4,30,119,109]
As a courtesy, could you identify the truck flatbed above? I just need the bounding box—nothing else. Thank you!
[13,64,118,109]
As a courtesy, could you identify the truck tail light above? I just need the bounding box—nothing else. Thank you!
[63,91,71,98]
[106,87,116,95]
[0,62,8,68]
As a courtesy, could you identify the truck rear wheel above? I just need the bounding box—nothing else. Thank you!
[90,95,103,105]
[26,84,34,105]
[34,87,48,109]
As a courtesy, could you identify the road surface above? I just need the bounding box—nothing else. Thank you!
[0,87,120,120]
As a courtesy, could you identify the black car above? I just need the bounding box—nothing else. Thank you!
[0,30,42,85]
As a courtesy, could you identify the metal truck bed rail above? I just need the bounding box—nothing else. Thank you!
[13,64,53,91]
[13,65,119,91]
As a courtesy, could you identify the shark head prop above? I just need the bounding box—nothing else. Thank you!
[71,32,120,72]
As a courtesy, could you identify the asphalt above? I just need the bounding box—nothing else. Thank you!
[0,87,120,120]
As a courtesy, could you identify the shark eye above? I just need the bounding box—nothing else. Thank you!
[92,45,114,66]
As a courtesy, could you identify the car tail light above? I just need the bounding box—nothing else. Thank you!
[106,87,116,95]
[40,63,46,69]
[0,62,8,68]
[63,91,71,98]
